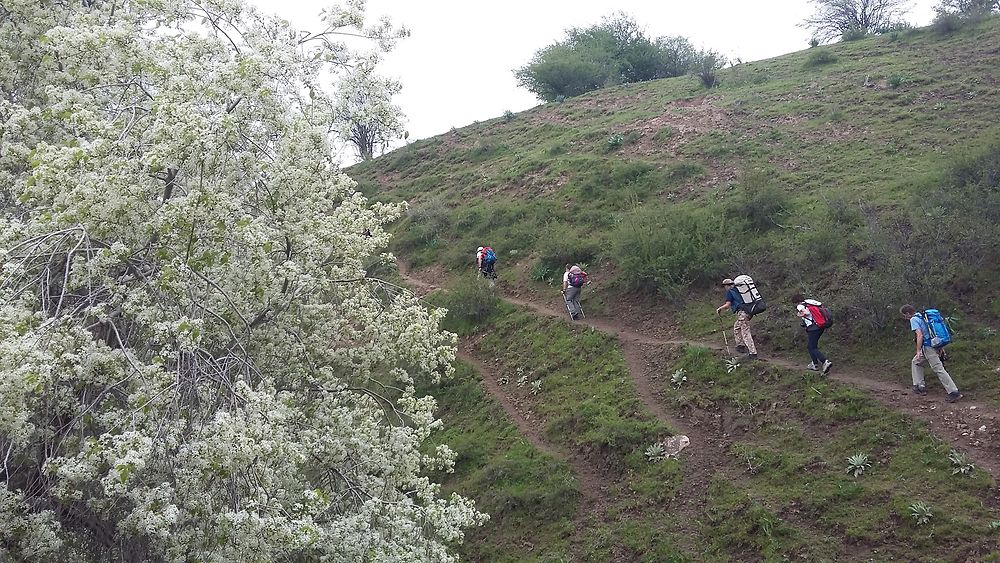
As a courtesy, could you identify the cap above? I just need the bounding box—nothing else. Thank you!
[477,246,484,252]
[721,278,734,286]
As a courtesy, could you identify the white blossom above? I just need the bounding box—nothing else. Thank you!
[0,0,485,560]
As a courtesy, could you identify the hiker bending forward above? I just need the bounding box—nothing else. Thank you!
[792,294,832,374]
[900,305,962,402]
[716,278,757,359]
[562,264,585,320]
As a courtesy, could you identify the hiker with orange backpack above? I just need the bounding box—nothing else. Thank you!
[792,294,833,374]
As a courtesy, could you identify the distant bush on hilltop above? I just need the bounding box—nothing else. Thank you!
[514,12,724,101]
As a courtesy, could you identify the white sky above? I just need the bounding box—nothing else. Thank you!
[251,0,937,146]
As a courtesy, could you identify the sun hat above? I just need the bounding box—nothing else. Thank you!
[721,278,734,286]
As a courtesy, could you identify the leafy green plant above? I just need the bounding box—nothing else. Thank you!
[606,133,624,150]
[670,368,688,388]
[809,37,821,48]
[645,442,667,462]
[530,379,543,395]
[909,501,933,526]
[948,450,975,475]
[888,74,905,89]
[530,260,556,283]
[502,109,515,122]
[725,358,741,373]
[988,520,1000,531]
[846,453,872,477]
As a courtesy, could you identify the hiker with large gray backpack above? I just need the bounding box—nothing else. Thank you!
[715,275,766,360]
[792,293,833,374]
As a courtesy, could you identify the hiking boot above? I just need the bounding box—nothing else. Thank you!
[913,385,927,396]
[821,360,833,375]
[946,391,963,403]
[805,362,819,371]
[570,313,580,321]
[746,353,758,361]
[735,344,749,354]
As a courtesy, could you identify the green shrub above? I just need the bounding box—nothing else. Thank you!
[611,204,734,295]
[809,37,821,48]
[503,109,515,122]
[653,127,675,142]
[804,49,838,68]
[395,202,451,252]
[536,222,601,268]
[430,278,501,330]
[842,27,867,41]
[576,160,658,200]
[888,74,905,89]
[931,11,964,33]
[728,168,789,232]
[695,49,727,88]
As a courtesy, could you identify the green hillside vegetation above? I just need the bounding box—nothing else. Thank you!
[354,18,1000,561]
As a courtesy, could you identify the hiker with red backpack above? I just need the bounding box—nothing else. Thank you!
[900,304,962,402]
[792,294,833,374]
[562,264,587,320]
[476,246,497,279]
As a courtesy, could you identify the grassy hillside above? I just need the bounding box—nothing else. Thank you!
[354,18,1000,561]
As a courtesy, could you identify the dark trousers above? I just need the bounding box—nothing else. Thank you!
[480,262,495,278]
[807,328,827,364]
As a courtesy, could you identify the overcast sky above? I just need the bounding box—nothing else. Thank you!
[251,0,937,147]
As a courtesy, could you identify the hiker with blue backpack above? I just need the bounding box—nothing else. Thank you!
[791,294,833,374]
[476,246,497,279]
[900,304,962,402]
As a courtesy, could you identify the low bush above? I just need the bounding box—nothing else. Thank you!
[536,222,601,268]
[430,277,501,330]
[727,168,790,232]
[842,27,868,41]
[611,204,734,295]
[804,49,838,67]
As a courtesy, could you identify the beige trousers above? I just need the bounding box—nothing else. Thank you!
[912,346,958,394]
[734,310,756,354]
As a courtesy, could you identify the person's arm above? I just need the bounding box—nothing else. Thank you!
[716,301,732,315]
[914,327,924,358]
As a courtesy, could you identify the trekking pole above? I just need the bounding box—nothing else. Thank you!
[718,314,732,359]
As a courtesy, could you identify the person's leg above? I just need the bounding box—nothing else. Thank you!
[564,287,581,318]
[807,329,827,364]
[911,353,927,389]
[737,311,757,355]
[923,347,958,394]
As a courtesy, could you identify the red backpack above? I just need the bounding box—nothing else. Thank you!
[805,302,834,329]
[568,270,588,287]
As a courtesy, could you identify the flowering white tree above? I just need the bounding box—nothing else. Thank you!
[332,60,406,161]
[0,0,485,560]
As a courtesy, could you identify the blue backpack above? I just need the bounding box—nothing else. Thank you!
[921,309,953,348]
[483,247,497,265]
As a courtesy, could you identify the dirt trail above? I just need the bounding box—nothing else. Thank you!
[400,267,1000,478]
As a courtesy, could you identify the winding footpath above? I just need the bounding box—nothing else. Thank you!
[400,267,1000,480]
